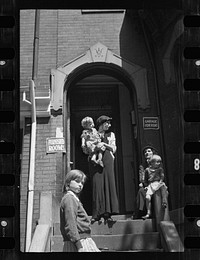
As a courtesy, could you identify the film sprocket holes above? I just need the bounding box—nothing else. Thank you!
[0,0,18,254]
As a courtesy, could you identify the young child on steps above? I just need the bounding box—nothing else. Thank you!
[142,154,168,219]
[60,169,101,252]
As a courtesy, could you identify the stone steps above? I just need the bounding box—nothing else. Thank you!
[53,218,156,236]
[92,232,161,251]
[51,232,161,252]
[100,249,164,252]
[51,216,162,252]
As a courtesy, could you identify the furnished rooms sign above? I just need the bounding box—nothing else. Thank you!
[143,117,159,130]
[46,137,66,153]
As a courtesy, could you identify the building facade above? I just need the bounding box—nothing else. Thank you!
[20,9,185,251]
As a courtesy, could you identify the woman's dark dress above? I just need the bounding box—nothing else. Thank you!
[89,132,119,218]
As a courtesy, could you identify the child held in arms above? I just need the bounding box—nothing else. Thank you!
[81,116,105,167]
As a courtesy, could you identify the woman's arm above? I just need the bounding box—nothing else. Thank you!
[101,132,117,153]
[160,168,165,182]
[139,165,145,187]
[143,168,149,187]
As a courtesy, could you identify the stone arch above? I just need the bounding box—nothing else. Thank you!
[62,60,143,174]
[62,59,143,213]
[50,42,150,111]
[162,17,184,84]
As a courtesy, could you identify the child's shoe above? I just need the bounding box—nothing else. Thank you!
[91,157,98,165]
[142,213,151,220]
[97,159,104,167]
[162,199,167,208]
[91,215,102,223]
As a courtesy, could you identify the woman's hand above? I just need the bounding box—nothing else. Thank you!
[99,141,115,153]
[97,142,106,151]
[76,240,84,252]
[139,165,145,183]
[97,142,105,147]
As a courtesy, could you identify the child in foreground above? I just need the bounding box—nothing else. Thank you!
[142,155,168,219]
[81,116,105,167]
[60,169,101,252]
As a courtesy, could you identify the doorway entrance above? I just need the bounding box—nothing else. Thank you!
[66,74,138,216]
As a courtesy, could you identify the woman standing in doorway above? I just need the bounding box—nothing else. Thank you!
[89,115,119,223]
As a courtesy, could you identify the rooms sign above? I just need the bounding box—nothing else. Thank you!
[46,137,66,153]
[143,117,159,130]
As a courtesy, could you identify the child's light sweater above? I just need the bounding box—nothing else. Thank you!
[60,191,91,248]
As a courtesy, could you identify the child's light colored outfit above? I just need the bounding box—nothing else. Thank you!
[63,237,100,252]
[145,166,167,196]
[60,191,100,252]
[81,128,102,155]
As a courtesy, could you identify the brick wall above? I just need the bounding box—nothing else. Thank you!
[20,10,125,90]
[56,10,124,65]
[20,9,127,251]
[34,115,63,196]
[20,115,63,251]
[20,10,35,87]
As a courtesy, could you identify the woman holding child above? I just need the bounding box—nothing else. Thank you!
[88,115,119,223]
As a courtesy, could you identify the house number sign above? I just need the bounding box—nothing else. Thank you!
[46,137,66,153]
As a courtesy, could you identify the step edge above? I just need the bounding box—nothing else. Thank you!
[92,232,160,237]
[52,232,160,239]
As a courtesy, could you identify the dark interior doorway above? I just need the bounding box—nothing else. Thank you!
[69,80,125,215]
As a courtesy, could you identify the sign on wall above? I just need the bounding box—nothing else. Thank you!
[46,137,66,153]
[143,117,159,130]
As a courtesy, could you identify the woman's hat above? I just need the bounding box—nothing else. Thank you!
[142,144,158,155]
[96,115,112,128]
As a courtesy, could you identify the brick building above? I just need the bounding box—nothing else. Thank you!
[20,9,185,252]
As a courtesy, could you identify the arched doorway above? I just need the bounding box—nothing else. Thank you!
[63,63,140,215]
